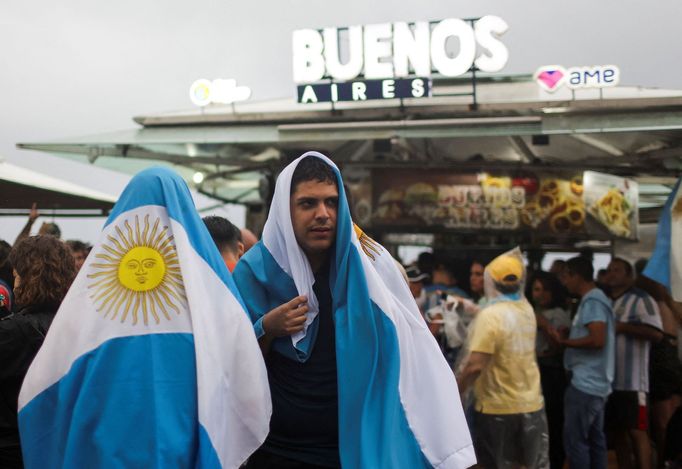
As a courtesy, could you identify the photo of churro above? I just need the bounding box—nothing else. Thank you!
[583,171,639,239]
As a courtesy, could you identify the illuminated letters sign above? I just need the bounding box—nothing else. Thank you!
[297,77,431,104]
[292,16,509,84]
[534,65,620,93]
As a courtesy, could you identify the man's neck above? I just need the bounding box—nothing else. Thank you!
[610,284,631,300]
[307,251,330,273]
[577,281,597,298]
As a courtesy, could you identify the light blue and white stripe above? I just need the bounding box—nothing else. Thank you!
[644,177,682,301]
[612,289,662,392]
[18,168,271,468]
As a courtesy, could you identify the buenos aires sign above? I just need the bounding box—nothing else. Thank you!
[293,16,508,103]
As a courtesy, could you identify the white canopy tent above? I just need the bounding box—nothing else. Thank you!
[0,160,116,217]
[0,158,245,244]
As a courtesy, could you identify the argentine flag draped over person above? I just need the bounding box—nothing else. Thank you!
[18,168,271,468]
[644,177,682,301]
[234,152,475,468]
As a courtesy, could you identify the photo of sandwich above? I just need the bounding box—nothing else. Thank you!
[405,183,438,206]
[375,188,404,220]
[405,183,438,222]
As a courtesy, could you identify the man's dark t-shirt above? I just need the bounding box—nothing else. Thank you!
[261,261,340,467]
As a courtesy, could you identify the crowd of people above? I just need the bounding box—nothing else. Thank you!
[405,248,682,468]
[0,155,681,469]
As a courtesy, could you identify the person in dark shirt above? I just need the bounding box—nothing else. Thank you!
[253,257,339,467]
[240,156,340,468]
[235,154,475,469]
[0,235,76,468]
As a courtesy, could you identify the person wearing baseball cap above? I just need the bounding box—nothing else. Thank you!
[486,254,524,292]
[406,265,429,312]
[457,248,548,468]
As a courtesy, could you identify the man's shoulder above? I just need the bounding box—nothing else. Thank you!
[483,296,530,310]
[578,289,612,321]
[624,287,655,302]
[234,242,299,302]
[614,287,657,310]
[582,288,612,308]
[621,287,661,321]
[478,300,521,320]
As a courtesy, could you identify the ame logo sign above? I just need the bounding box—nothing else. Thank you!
[534,65,620,93]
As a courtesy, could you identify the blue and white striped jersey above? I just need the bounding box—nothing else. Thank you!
[612,288,663,392]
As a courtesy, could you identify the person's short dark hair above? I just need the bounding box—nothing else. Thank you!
[202,216,242,256]
[434,262,455,275]
[9,235,76,308]
[551,259,567,269]
[496,282,521,295]
[566,256,594,282]
[611,257,633,277]
[41,222,61,238]
[290,156,337,195]
[634,258,648,275]
[579,247,594,262]
[529,270,567,309]
[66,239,90,253]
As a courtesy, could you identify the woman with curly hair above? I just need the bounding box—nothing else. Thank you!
[0,235,76,468]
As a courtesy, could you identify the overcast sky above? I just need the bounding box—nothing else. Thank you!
[1,0,680,241]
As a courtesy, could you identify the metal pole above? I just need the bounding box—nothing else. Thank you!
[471,67,478,111]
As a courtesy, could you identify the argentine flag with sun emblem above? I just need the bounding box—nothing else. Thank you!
[17,168,271,468]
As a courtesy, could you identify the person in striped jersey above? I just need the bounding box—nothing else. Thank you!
[605,257,663,469]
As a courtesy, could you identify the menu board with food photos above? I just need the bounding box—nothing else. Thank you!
[583,171,638,240]
[367,169,588,234]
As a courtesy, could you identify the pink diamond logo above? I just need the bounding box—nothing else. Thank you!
[534,66,567,92]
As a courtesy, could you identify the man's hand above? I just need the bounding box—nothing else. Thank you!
[561,321,606,349]
[15,203,40,244]
[457,351,492,394]
[262,295,309,338]
[28,202,39,222]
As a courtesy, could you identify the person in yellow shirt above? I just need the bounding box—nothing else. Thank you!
[457,248,549,468]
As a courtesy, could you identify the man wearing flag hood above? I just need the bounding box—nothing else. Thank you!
[234,152,475,468]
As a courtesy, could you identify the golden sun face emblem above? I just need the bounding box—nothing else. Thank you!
[353,224,381,261]
[87,215,187,326]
